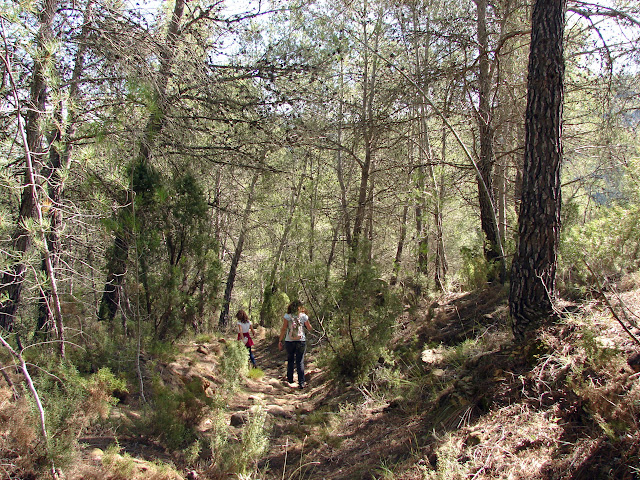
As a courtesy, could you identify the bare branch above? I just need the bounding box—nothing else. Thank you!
[584,261,640,347]
[569,1,640,29]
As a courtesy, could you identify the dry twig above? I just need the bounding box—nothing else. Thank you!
[584,261,640,347]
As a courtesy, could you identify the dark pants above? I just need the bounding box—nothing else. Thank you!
[285,341,306,386]
[247,346,256,367]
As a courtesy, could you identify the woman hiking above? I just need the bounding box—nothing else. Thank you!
[278,300,312,389]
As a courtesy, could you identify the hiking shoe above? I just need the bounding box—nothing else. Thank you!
[299,382,306,390]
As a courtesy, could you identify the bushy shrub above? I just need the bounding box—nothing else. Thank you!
[43,365,124,460]
[559,204,640,296]
[0,389,43,479]
[0,359,125,478]
[68,322,140,376]
[322,260,401,382]
[99,444,184,480]
[458,246,490,290]
[208,406,268,477]
[235,406,269,473]
[148,376,212,450]
[219,339,249,393]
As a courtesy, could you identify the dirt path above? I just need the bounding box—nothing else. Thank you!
[77,328,328,479]
[226,327,324,478]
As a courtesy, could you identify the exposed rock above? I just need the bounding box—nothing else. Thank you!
[196,345,209,355]
[198,418,213,432]
[267,378,282,387]
[167,362,190,377]
[422,348,445,364]
[267,405,290,418]
[230,412,248,427]
[628,352,640,372]
[89,448,104,461]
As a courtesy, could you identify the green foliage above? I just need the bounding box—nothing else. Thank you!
[147,340,179,363]
[207,406,231,470]
[559,203,640,296]
[578,324,620,367]
[442,338,484,369]
[235,407,269,473]
[208,407,269,477]
[260,286,290,328]
[30,361,124,468]
[323,260,401,382]
[458,246,490,290]
[132,171,221,340]
[170,174,208,225]
[129,159,161,203]
[248,367,264,379]
[148,376,213,449]
[102,443,184,480]
[219,339,249,393]
[70,326,141,376]
[194,332,216,343]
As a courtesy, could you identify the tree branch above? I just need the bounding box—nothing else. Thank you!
[584,261,640,347]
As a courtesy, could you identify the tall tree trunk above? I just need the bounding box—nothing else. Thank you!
[37,0,94,333]
[412,9,433,278]
[415,146,429,275]
[416,105,431,276]
[391,203,409,286]
[434,126,449,291]
[509,0,566,339]
[365,159,375,262]
[98,0,185,323]
[325,224,340,288]
[5,58,66,356]
[309,157,320,263]
[477,0,505,282]
[336,59,352,250]
[37,124,64,334]
[497,150,507,246]
[0,0,58,331]
[351,4,380,264]
[269,173,304,286]
[219,171,260,328]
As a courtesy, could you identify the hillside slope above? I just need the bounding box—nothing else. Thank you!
[250,283,640,479]
[5,281,638,480]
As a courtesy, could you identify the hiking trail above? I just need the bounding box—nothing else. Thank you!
[223,326,324,478]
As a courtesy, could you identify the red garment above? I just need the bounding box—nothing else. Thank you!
[238,332,254,347]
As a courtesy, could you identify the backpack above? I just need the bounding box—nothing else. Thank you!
[288,314,304,341]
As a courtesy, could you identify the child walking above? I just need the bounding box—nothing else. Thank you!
[236,309,257,367]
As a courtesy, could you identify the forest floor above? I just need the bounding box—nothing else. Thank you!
[69,278,640,480]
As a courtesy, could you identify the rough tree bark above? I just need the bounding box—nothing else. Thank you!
[0,0,58,331]
[2,45,67,356]
[37,0,94,334]
[509,0,566,339]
